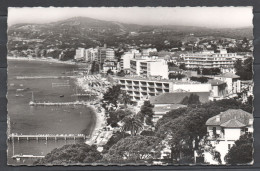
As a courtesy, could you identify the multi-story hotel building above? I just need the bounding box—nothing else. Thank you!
[74,48,86,60]
[182,49,237,71]
[115,76,211,101]
[130,59,168,79]
[105,48,115,60]
[85,48,98,62]
[120,52,135,71]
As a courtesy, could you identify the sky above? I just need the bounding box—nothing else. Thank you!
[8,7,253,28]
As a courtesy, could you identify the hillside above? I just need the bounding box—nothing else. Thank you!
[8,17,253,52]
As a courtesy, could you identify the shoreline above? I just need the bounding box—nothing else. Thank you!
[7,56,79,65]
[75,77,107,144]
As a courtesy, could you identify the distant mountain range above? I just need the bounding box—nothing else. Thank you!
[8,17,253,50]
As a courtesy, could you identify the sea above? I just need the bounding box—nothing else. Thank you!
[7,59,96,165]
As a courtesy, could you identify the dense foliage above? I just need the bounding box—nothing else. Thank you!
[202,68,221,75]
[234,57,253,80]
[190,76,209,83]
[169,73,186,80]
[155,99,252,163]
[225,133,253,164]
[122,116,143,136]
[35,144,102,165]
[107,109,132,127]
[180,93,201,105]
[138,101,155,125]
[102,131,130,153]
[101,135,164,164]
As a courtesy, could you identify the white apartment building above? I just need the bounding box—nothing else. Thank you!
[120,52,135,70]
[214,72,240,95]
[130,59,168,79]
[106,48,115,60]
[182,49,236,71]
[115,76,211,101]
[85,48,98,62]
[74,48,85,60]
[203,109,253,164]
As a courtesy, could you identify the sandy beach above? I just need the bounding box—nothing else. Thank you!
[75,76,107,145]
[7,56,78,65]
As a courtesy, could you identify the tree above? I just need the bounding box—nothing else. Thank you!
[169,73,185,80]
[102,131,130,153]
[155,99,253,164]
[122,116,143,136]
[139,100,155,126]
[118,91,132,108]
[242,37,248,44]
[102,135,164,164]
[90,61,100,74]
[225,133,253,164]
[234,58,253,80]
[101,85,122,111]
[190,76,209,83]
[117,70,126,77]
[140,130,156,136]
[34,144,102,165]
[181,93,201,105]
[106,69,114,75]
[179,63,186,70]
[107,109,132,127]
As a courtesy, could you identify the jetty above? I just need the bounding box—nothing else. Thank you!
[8,133,89,141]
[16,76,78,80]
[71,93,98,97]
[12,154,45,159]
[29,101,90,106]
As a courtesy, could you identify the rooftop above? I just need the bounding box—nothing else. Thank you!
[114,76,210,84]
[215,72,240,79]
[220,119,246,128]
[208,79,226,86]
[153,104,186,113]
[150,92,210,105]
[206,109,253,126]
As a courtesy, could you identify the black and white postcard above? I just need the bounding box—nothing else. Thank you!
[7,7,254,165]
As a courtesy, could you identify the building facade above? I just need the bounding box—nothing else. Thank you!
[203,109,253,164]
[182,50,236,71]
[115,76,211,101]
[105,48,115,60]
[130,59,169,79]
[74,48,85,60]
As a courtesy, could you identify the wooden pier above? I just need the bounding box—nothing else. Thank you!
[8,133,89,141]
[12,154,45,159]
[16,76,78,80]
[29,101,90,106]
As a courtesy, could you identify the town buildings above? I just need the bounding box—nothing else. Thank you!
[130,59,169,79]
[182,49,237,73]
[214,72,241,95]
[74,45,115,63]
[203,109,253,164]
[74,48,86,60]
[115,76,211,101]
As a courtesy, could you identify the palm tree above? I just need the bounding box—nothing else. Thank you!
[122,117,143,136]
[118,91,132,108]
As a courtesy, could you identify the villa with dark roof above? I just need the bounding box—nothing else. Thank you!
[203,109,253,164]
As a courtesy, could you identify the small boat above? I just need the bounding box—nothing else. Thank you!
[59,95,64,98]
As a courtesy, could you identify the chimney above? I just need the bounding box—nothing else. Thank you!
[216,115,220,122]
